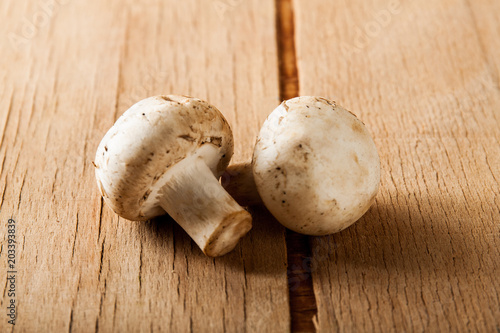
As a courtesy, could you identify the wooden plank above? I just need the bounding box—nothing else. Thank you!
[294,0,500,331]
[0,0,290,332]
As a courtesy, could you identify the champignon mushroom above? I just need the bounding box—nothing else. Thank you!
[94,95,252,256]
[224,96,380,235]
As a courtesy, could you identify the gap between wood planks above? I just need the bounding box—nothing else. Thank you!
[276,0,318,331]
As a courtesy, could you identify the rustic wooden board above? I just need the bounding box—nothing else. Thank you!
[294,0,500,331]
[0,0,290,332]
[2,0,500,331]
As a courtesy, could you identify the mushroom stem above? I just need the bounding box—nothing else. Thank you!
[157,156,252,257]
[221,162,262,207]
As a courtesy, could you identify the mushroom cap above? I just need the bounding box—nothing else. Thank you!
[252,96,380,235]
[94,95,233,221]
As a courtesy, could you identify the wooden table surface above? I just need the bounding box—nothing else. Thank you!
[1,0,499,332]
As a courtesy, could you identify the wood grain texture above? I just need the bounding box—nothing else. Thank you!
[2,0,500,331]
[0,0,290,332]
[294,0,500,331]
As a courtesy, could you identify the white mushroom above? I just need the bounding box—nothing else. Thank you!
[94,95,252,256]
[225,96,380,235]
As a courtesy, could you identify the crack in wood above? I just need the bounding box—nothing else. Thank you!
[276,0,318,332]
